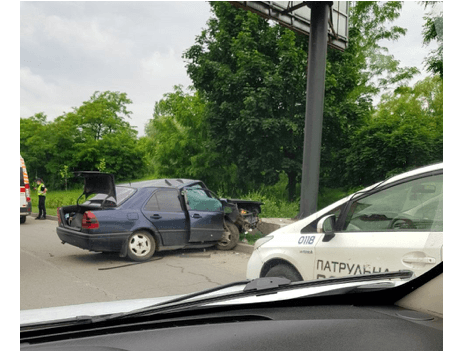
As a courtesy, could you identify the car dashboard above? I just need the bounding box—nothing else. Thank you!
[20,303,442,351]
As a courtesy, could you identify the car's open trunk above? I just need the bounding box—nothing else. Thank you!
[58,171,117,231]
[58,204,102,230]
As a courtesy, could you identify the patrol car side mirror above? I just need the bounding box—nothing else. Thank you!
[317,214,336,242]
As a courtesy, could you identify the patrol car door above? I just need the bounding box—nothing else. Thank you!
[183,187,224,243]
[313,172,443,280]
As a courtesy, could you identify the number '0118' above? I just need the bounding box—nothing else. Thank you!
[298,236,315,245]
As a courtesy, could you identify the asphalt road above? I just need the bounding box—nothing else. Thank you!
[20,217,251,310]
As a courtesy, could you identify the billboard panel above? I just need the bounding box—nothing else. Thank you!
[230,1,349,51]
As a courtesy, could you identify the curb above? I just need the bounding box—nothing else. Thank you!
[232,218,297,255]
[233,242,254,255]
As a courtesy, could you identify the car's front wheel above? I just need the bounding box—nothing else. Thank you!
[127,231,156,262]
[216,221,239,251]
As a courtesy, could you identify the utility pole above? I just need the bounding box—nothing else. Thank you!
[297,1,331,219]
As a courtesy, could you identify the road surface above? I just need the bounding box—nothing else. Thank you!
[20,217,251,310]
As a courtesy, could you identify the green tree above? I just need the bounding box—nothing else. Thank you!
[20,113,50,181]
[183,1,418,198]
[75,91,134,141]
[145,86,236,191]
[20,91,146,188]
[421,1,443,77]
[343,75,443,186]
[184,2,308,200]
[348,1,419,92]
[320,1,420,188]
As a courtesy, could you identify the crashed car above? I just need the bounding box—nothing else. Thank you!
[247,163,443,281]
[56,172,262,261]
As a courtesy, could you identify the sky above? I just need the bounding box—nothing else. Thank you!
[19,1,443,137]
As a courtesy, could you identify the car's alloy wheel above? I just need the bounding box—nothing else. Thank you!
[216,221,239,251]
[127,231,156,261]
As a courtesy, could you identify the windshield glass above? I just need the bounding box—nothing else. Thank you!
[343,174,443,232]
[20,1,443,325]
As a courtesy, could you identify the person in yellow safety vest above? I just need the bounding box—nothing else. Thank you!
[34,178,47,220]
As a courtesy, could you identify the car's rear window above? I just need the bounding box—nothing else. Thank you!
[86,186,136,207]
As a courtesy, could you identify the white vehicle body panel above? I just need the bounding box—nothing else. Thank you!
[247,163,443,281]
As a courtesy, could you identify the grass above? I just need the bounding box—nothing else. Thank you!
[30,189,83,217]
[239,231,262,245]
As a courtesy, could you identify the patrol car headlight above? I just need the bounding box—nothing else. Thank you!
[254,235,274,250]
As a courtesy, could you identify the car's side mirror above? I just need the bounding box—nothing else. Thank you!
[317,214,336,242]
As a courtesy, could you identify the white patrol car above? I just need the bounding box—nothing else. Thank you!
[247,163,443,281]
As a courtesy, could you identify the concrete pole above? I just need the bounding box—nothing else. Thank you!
[297,2,331,219]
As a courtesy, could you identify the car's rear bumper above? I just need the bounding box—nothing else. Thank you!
[56,226,132,253]
[20,204,32,216]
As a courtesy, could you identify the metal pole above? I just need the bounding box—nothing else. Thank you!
[297,1,331,219]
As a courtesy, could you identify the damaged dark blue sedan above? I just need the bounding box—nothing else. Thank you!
[57,172,262,261]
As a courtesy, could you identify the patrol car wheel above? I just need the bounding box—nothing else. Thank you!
[216,221,239,251]
[265,264,303,282]
[127,231,156,262]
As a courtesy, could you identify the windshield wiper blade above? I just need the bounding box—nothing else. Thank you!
[149,277,291,308]
[243,277,291,292]
[90,279,252,323]
[94,270,412,323]
[22,270,414,330]
[90,277,292,323]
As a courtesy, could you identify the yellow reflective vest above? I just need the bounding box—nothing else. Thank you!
[38,183,47,196]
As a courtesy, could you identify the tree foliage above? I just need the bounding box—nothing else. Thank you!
[75,91,135,140]
[319,1,422,188]
[421,1,443,77]
[182,1,421,198]
[20,91,145,189]
[183,2,311,200]
[145,85,237,191]
[343,75,443,186]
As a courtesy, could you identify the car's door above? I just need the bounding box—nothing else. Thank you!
[141,188,189,246]
[182,187,224,242]
[313,171,443,280]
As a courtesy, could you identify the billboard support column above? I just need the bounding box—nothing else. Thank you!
[297,1,331,219]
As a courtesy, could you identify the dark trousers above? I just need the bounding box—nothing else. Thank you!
[38,196,46,218]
